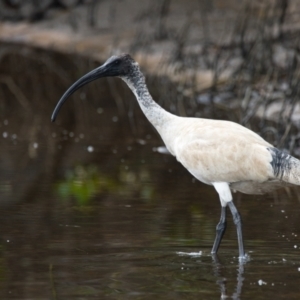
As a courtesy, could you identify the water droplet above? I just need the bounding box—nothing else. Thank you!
[137,139,146,145]
[79,134,85,139]
[33,143,38,149]
[52,132,57,138]
[156,146,170,154]
[69,132,74,138]
[87,146,94,153]
[3,132,8,138]
[97,107,103,114]
[3,120,8,125]
[112,116,118,122]
[258,279,267,286]
[12,134,17,139]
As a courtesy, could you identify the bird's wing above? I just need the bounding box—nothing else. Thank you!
[174,136,274,184]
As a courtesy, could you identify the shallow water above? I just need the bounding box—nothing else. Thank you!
[2,117,300,299]
[0,45,300,299]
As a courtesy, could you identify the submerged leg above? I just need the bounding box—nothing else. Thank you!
[211,206,227,254]
[228,201,245,258]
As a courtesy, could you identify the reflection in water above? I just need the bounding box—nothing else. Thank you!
[212,254,245,299]
[0,44,300,298]
[234,263,245,299]
[212,255,228,298]
[57,165,117,205]
[56,163,156,206]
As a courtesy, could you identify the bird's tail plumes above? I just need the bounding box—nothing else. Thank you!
[268,147,300,185]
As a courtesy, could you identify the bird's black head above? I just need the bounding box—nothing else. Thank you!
[103,54,137,77]
[51,54,137,122]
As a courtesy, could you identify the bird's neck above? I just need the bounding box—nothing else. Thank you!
[121,69,174,129]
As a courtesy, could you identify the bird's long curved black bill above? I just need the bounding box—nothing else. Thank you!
[51,65,107,122]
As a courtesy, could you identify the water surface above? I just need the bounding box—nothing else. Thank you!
[0,45,300,299]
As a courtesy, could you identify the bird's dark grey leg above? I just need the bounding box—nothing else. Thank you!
[227,201,245,258]
[211,206,227,254]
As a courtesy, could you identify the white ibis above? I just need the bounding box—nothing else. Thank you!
[51,54,300,259]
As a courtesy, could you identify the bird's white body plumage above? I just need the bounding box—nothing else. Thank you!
[158,117,273,184]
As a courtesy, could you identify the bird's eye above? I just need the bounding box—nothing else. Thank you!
[114,59,121,65]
